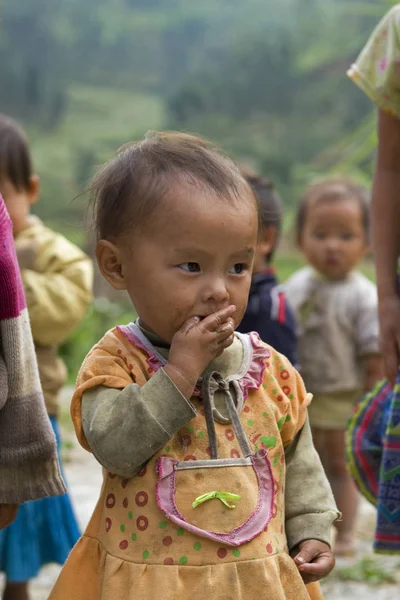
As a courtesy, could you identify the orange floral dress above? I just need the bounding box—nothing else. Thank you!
[50,325,323,600]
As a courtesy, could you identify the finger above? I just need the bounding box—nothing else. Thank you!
[201,306,236,332]
[217,333,235,350]
[216,323,235,344]
[294,546,319,566]
[180,316,201,335]
[216,318,235,336]
[217,316,235,331]
[297,555,335,577]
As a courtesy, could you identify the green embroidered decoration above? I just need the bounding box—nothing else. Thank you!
[192,491,241,509]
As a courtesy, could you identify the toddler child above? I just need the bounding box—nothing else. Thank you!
[49,132,339,600]
[237,169,297,366]
[285,178,383,555]
[347,4,400,554]
[0,114,93,600]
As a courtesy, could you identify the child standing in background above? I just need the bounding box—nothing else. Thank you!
[237,169,297,366]
[0,114,93,600]
[285,178,383,556]
[49,132,338,600]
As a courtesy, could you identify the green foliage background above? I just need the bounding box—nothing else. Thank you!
[1,0,396,239]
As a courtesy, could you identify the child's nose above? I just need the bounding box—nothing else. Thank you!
[204,276,229,305]
[326,237,340,251]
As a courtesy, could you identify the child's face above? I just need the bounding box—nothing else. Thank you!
[98,184,258,343]
[0,176,39,236]
[299,198,368,280]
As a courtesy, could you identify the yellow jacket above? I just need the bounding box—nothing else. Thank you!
[15,216,93,415]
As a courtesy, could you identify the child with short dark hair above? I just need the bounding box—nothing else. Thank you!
[0,114,93,600]
[49,132,338,600]
[237,169,297,366]
[285,177,384,555]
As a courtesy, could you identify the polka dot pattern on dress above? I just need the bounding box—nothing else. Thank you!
[225,429,235,441]
[163,536,173,546]
[137,516,149,531]
[135,491,148,507]
[106,493,116,508]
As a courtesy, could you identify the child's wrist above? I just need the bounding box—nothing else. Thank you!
[167,351,202,385]
[164,362,199,399]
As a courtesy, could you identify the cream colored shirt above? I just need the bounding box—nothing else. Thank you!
[284,268,380,395]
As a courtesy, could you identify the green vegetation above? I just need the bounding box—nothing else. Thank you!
[334,556,398,585]
[30,85,165,240]
[1,0,396,235]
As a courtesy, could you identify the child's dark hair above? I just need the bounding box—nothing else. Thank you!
[296,177,370,244]
[89,131,255,241]
[240,167,282,262]
[0,114,33,191]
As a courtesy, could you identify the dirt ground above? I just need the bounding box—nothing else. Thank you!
[3,389,399,600]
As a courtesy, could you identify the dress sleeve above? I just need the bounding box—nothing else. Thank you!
[284,417,340,551]
[71,337,197,463]
[81,369,196,477]
[347,5,400,118]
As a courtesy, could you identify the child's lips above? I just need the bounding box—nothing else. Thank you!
[326,256,340,266]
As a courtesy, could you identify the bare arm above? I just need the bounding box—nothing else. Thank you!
[363,354,384,392]
[372,110,400,384]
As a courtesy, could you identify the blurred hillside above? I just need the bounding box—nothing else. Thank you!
[0,0,395,242]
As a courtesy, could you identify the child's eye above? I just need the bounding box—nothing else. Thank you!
[312,231,326,240]
[179,262,201,273]
[229,263,246,274]
[341,232,354,241]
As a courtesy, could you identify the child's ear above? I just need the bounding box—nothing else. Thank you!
[96,240,127,290]
[259,226,278,257]
[28,175,40,206]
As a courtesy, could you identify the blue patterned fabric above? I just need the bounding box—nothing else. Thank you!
[0,417,80,581]
[347,373,400,554]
